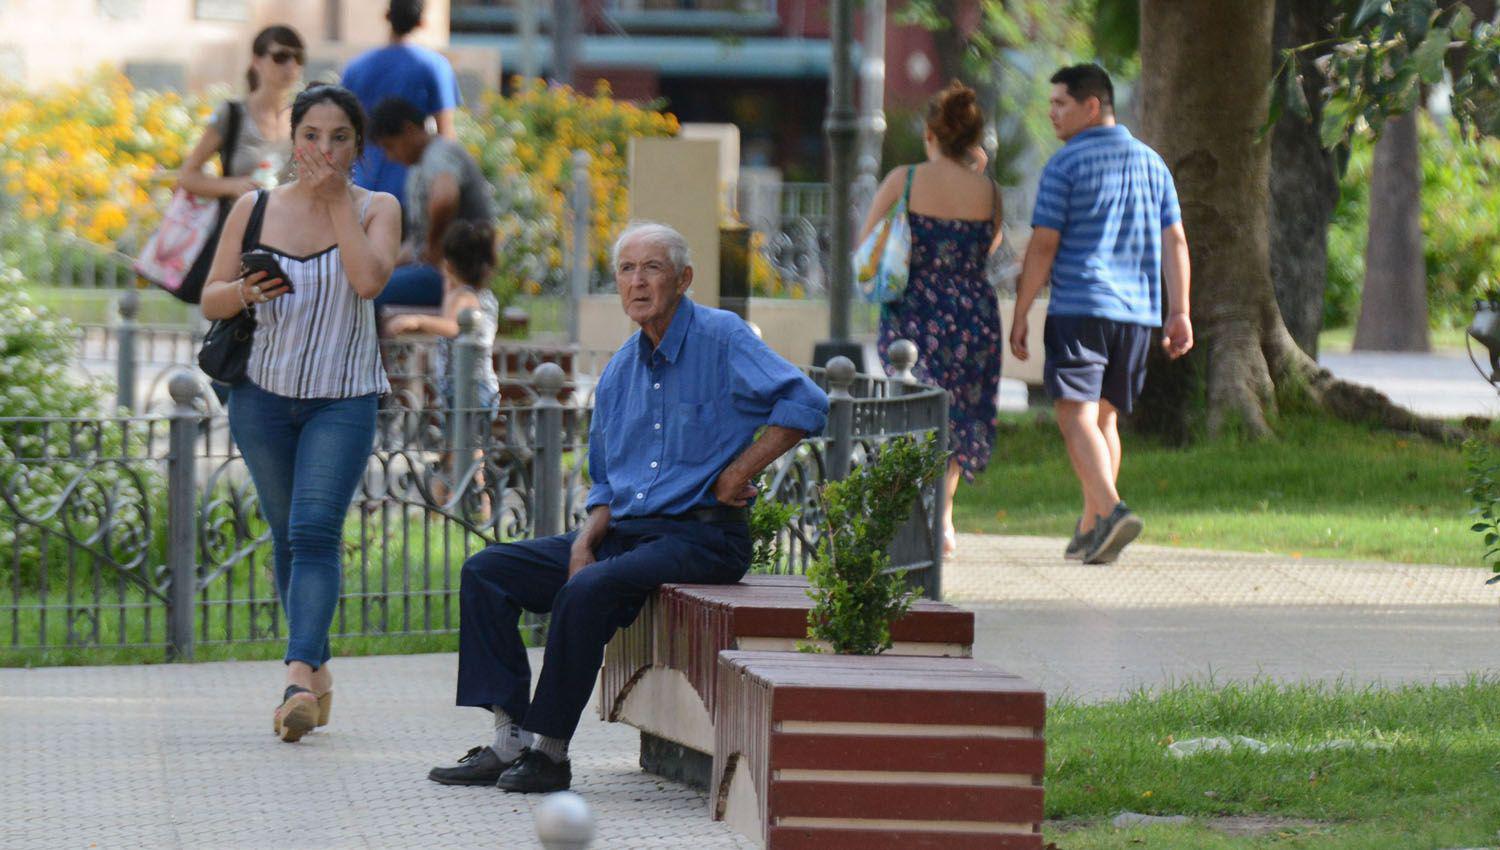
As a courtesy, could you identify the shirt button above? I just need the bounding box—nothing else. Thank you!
[635,492,644,500]
[653,382,661,389]
[650,461,658,469]
[654,422,661,430]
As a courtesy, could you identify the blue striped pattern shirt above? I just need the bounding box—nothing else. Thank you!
[1030,125,1180,327]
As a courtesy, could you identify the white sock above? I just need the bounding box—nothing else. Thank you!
[530,733,569,764]
[492,708,529,759]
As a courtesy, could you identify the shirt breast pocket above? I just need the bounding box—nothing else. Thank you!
[669,401,719,467]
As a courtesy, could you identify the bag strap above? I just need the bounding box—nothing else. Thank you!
[900,165,916,208]
[242,190,270,251]
[220,101,243,178]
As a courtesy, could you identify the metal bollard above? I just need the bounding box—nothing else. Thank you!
[531,362,566,538]
[826,356,856,481]
[535,790,594,849]
[116,289,139,412]
[165,369,203,661]
[567,150,592,345]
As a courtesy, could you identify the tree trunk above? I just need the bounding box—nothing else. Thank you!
[1352,111,1430,352]
[1269,0,1341,358]
[1133,0,1460,443]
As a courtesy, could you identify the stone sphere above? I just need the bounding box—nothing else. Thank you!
[534,790,594,849]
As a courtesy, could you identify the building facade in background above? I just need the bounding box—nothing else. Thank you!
[449,0,960,179]
[0,0,497,105]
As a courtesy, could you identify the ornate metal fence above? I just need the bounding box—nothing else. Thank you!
[8,321,947,661]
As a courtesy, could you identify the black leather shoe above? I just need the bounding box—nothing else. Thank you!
[496,748,571,793]
[428,746,515,786]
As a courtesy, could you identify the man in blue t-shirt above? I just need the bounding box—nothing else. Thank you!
[341,0,462,209]
[1010,63,1194,565]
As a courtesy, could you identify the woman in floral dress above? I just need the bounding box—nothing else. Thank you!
[859,81,1004,555]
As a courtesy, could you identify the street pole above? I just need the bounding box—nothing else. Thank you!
[551,0,578,88]
[518,0,540,82]
[814,0,864,370]
[857,0,887,187]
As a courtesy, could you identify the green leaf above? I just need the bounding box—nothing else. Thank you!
[1392,0,1435,46]
[1410,25,1450,85]
[1475,522,1493,532]
[1352,0,1390,30]
[1320,96,1354,149]
[1448,5,1474,40]
[1284,62,1311,122]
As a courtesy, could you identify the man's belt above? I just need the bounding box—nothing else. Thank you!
[627,506,749,525]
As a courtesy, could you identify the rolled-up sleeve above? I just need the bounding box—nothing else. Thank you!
[585,387,612,510]
[728,326,829,436]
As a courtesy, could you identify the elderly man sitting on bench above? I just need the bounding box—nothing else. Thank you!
[427,221,829,793]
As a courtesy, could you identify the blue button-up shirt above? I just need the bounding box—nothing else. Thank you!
[586,298,829,518]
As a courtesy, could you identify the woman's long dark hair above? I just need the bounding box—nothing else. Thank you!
[247,25,305,93]
[290,84,367,156]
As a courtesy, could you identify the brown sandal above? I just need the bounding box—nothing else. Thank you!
[316,691,333,728]
[273,685,319,742]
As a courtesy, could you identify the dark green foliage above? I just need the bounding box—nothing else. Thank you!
[748,478,798,575]
[1325,117,1500,330]
[1268,1,1500,151]
[804,434,944,655]
[1464,437,1500,581]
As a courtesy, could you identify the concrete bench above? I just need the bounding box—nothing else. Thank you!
[598,574,975,787]
[713,650,1046,849]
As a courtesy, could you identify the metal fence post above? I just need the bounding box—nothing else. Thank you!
[886,338,917,398]
[928,385,950,602]
[568,150,592,345]
[826,356,855,481]
[165,369,203,661]
[532,362,566,537]
[116,288,139,412]
[451,308,481,486]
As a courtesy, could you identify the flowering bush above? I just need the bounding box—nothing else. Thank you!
[0,68,211,247]
[458,78,679,296]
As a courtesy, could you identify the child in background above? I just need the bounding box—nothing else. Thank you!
[385,220,502,515]
[385,219,501,415]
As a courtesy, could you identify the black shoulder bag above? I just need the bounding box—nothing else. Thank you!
[197,189,268,385]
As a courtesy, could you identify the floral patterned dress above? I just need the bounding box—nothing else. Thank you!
[877,210,1000,480]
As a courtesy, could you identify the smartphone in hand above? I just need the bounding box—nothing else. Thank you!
[240,251,293,294]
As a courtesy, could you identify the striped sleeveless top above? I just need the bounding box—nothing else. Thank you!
[245,192,390,399]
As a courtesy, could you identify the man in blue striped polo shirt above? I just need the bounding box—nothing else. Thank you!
[1010,63,1194,565]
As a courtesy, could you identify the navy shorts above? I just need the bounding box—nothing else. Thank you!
[1042,315,1153,413]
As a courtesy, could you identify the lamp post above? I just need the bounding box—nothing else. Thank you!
[551,0,579,88]
[814,0,865,370]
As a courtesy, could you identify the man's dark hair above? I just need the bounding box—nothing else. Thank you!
[1050,64,1114,112]
[388,0,424,37]
[369,97,428,140]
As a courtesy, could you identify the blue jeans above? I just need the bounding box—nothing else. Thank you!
[374,263,443,308]
[456,517,751,740]
[228,382,378,668]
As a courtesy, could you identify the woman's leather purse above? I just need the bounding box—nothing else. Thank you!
[197,190,269,385]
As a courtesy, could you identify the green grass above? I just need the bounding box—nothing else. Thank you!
[1318,324,1470,355]
[957,411,1475,566]
[1046,678,1500,848]
[25,283,198,325]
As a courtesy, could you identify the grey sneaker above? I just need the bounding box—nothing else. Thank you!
[1064,519,1091,560]
[1083,502,1143,565]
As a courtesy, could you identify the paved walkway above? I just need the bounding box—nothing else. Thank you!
[3,535,1497,848]
[948,534,1500,701]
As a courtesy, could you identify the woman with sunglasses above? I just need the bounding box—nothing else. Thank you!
[178,25,305,202]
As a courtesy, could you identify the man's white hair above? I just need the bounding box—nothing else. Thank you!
[611,221,692,274]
